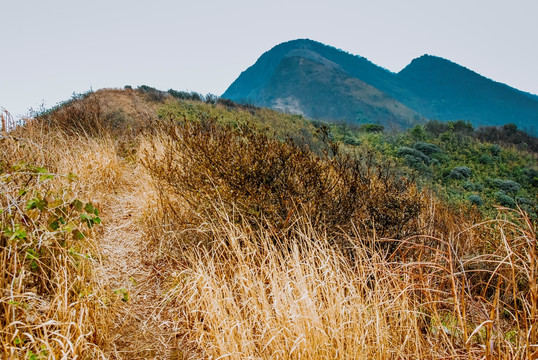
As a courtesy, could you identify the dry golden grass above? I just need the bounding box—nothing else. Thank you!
[162,213,428,359]
[0,110,145,359]
[0,131,115,359]
[152,203,537,359]
[1,90,536,359]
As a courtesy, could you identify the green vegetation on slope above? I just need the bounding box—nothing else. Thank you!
[154,91,537,218]
[328,119,537,216]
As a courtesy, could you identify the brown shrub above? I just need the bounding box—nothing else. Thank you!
[142,118,423,247]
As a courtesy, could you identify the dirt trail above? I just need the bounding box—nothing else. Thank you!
[94,164,182,359]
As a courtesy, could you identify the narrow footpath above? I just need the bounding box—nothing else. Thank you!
[94,164,184,359]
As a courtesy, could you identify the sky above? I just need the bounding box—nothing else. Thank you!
[2,0,538,118]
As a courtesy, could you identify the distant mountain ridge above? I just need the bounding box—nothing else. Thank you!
[223,39,538,130]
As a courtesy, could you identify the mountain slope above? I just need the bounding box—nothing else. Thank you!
[224,39,421,128]
[223,39,538,130]
[223,39,398,104]
[396,55,538,128]
[260,56,421,128]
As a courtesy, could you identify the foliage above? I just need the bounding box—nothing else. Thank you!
[467,194,483,206]
[138,85,166,102]
[489,144,502,156]
[475,123,538,153]
[413,141,442,155]
[449,166,472,180]
[0,146,106,358]
[167,89,203,102]
[360,123,384,133]
[491,179,521,195]
[397,146,430,165]
[143,118,423,241]
[323,118,537,216]
[495,191,516,208]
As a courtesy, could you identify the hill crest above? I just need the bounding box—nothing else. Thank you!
[223,39,538,130]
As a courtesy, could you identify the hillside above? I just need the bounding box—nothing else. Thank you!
[396,55,538,127]
[260,56,420,128]
[223,39,418,128]
[1,88,537,359]
[223,39,538,130]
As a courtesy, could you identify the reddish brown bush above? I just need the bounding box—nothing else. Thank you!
[143,118,423,244]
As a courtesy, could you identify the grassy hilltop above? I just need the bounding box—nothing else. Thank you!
[1,87,537,359]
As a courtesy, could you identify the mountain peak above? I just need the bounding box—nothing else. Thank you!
[223,40,538,129]
[401,54,470,73]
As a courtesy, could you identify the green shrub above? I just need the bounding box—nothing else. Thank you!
[491,179,521,195]
[167,89,203,102]
[410,125,427,140]
[463,181,484,192]
[478,154,494,165]
[404,154,429,172]
[490,144,502,156]
[468,194,483,206]
[495,191,516,208]
[516,197,537,217]
[360,123,384,133]
[449,166,472,180]
[424,120,450,137]
[516,197,534,206]
[343,135,360,146]
[463,181,475,191]
[397,147,431,165]
[138,85,166,102]
[413,142,442,156]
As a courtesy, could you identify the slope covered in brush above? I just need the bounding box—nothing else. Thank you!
[328,119,537,215]
[150,86,538,216]
[3,87,537,359]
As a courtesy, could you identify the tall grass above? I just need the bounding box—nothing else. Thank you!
[163,212,433,359]
[0,116,128,358]
[143,111,537,359]
[151,201,537,359]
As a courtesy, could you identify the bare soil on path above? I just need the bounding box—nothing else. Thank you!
[94,164,186,359]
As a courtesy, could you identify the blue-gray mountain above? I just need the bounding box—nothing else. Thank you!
[222,39,538,131]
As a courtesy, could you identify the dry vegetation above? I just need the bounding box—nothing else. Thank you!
[1,89,537,359]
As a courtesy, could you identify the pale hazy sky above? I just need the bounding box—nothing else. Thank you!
[2,0,537,118]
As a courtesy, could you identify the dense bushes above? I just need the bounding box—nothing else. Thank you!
[143,118,423,241]
[167,89,203,102]
[413,141,441,155]
[397,146,431,165]
[360,123,384,133]
[495,191,516,208]
[449,166,472,180]
[467,194,483,206]
[491,178,521,194]
[475,123,538,153]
